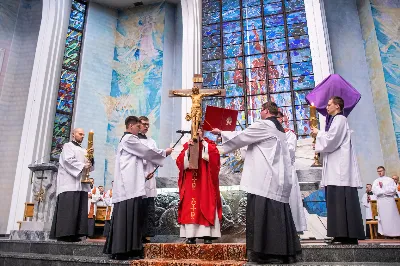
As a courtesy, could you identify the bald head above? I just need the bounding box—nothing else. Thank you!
[72,128,85,143]
[392,175,399,185]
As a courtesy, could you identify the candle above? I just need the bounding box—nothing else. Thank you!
[87,130,94,149]
[309,103,318,128]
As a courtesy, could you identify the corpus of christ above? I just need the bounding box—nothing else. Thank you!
[1,0,400,265]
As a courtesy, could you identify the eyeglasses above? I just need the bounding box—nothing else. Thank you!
[141,123,150,127]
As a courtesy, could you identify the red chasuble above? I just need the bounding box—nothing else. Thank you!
[176,138,222,226]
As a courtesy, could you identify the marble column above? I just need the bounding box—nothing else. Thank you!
[7,0,72,233]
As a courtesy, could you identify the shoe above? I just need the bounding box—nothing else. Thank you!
[204,239,212,244]
[186,238,196,244]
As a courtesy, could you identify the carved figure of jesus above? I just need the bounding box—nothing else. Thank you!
[171,86,221,142]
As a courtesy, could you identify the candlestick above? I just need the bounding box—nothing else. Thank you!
[309,102,318,128]
[81,130,94,183]
[87,130,94,149]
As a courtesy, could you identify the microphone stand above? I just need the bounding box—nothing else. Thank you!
[146,131,187,180]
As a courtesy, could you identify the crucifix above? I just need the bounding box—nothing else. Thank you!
[169,74,225,169]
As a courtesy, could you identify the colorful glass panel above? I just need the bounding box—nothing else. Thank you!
[242,0,261,7]
[66,29,82,46]
[244,42,265,55]
[295,105,310,119]
[243,18,263,30]
[289,35,310,49]
[247,80,267,95]
[245,54,266,68]
[203,12,220,25]
[63,57,79,71]
[203,97,224,108]
[264,0,281,3]
[264,2,283,15]
[203,72,222,87]
[287,10,307,25]
[293,75,315,90]
[203,34,221,48]
[223,32,242,45]
[268,78,290,92]
[223,21,241,33]
[265,25,285,39]
[287,23,308,36]
[72,0,86,12]
[203,23,220,36]
[266,37,286,52]
[225,84,245,97]
[271,92,292,106]
[243,6,262,19]
[222,0,240,11]
[203,60,221,73]
[285,0,305,12]
[294,90,311,105]
[56,89,75,113]
[267,51,288,65]
[247,95,268,109]
[248,109,261,124]
[203,1,220,13]
[246,67,266,81]
[280,106,294,120]
[268,64,289,79]
[224,70,244,84]
[224,57,244,70]
[69,10,84,30]
[291,61,313,76]
[290,48,311,63]
[225,97,245,110]
[222,9,240,21]
[244,29,264,42]
[264,14,284,27]
[203,47,222,60]
[237,111,246,125]
[297,119,311,135]
[224,44,243,57]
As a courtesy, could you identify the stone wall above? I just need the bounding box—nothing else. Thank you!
[0,0,42,234]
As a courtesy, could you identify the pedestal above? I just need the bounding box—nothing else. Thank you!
[9,163,58,241]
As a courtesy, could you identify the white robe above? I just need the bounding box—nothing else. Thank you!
[104,189,113,219]
[315,115,362,188]
[140,137,158,198]
[361,193,377,220]
[372,176,400,237]
[221,119,292,203]
[286,130,307,232]
[88,187,101,217]
[56,142,92,196]
[113,134,167,203]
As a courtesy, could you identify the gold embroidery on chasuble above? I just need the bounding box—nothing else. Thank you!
[192,170,198,190]
[190,198,197,220]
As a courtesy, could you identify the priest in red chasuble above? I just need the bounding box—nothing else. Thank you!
[176,128,222,244]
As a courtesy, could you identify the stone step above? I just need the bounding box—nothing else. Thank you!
[299,181,320,192]
[297,169,322,183]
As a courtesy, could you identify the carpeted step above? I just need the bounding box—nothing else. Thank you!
[130,258,246,266]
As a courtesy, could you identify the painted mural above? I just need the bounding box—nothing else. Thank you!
[370,1,400,157]
[103,4,166,184]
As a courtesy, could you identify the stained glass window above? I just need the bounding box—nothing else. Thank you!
[50,0,88,161]
[202,0,315,137]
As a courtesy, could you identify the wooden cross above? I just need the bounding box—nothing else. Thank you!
[169,74,225,169]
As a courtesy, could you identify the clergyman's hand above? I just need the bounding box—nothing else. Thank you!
[211,128,221,135]
[88,148,94,154]
[188,139,194,146]
[165,148,173,156]
[311,127,319,136]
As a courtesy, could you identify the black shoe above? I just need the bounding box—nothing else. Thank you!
[186,238,196,244]
[204,239,212,244]
[114,253,130,260]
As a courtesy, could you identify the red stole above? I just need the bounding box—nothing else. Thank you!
[88,187,96,219]
[106,189,113,220]
[176,138,222,226]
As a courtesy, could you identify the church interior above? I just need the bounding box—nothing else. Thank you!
[0,0,400,264]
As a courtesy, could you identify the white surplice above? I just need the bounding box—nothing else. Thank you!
[56,142,93,196]
[104,189,113,219]
[140,137,158,198]
[221,120,292,203]
[286,130,307,232]
[372,176,400,237]
[113,134,167,203]
[315,115,362,188]
[88,187,101,217]
[361,193,377,220]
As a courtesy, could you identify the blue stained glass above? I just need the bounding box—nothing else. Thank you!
[289,35,310,49]
[223,32,242,45]
[243,6,262,19]
[237,111,246,126]
[269,78,290,92]
[203,97,224,109]
[203,1,220,13]
[264,14,284,27]
[248,109,261,124]
[203,47,221,60]
[203,60,221,73]
[294,90,311,105]
[72,1,86,13]
[296,105,310,119]
[203,72,222,87]
[271,92,292,106]
[203,24,220,36]
[61,69,77,84]
[292,61,313,76]
[288,23,308,36]
[246,67,266,81]
[285,0,305,12]
[266,37,286,52]
[203,12,220,24]
[222,9,240,21]
[248,95,268,109]
[293,75,315,90]
[243,17,263,31]
[66,29,82,46]
[224,57,244,70]
[280,106,294,120]
[264,0,281,3]
[224,70,244,84]
[222,0,240,11]
[223,21,241,33]
[225,84,245,97]
[69,10,84,30]
[287,10,307,25]
[244,29,264,42]
[224,44,243,57]
[267,51,288,65]
[225,97,245,110]
[203,34,221,48]
[242,0,261,7]
[297,119,311,135]
[247,80,267,95]
[265,25,285,39]
[290,48,311,63]
[244,42,265,55]
[264,2,283,15]
[245,54,266,68]
[268,64,289,79]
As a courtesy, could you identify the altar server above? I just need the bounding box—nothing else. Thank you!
[277,111,307,233]
[103,181,113,237]
[88,178,101,238]
[361,184,376,238]
[211,102,300,264]
[103,116,172,260]
[372,166,400,237]
[311,96,364,244]
[50,128,94,242]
